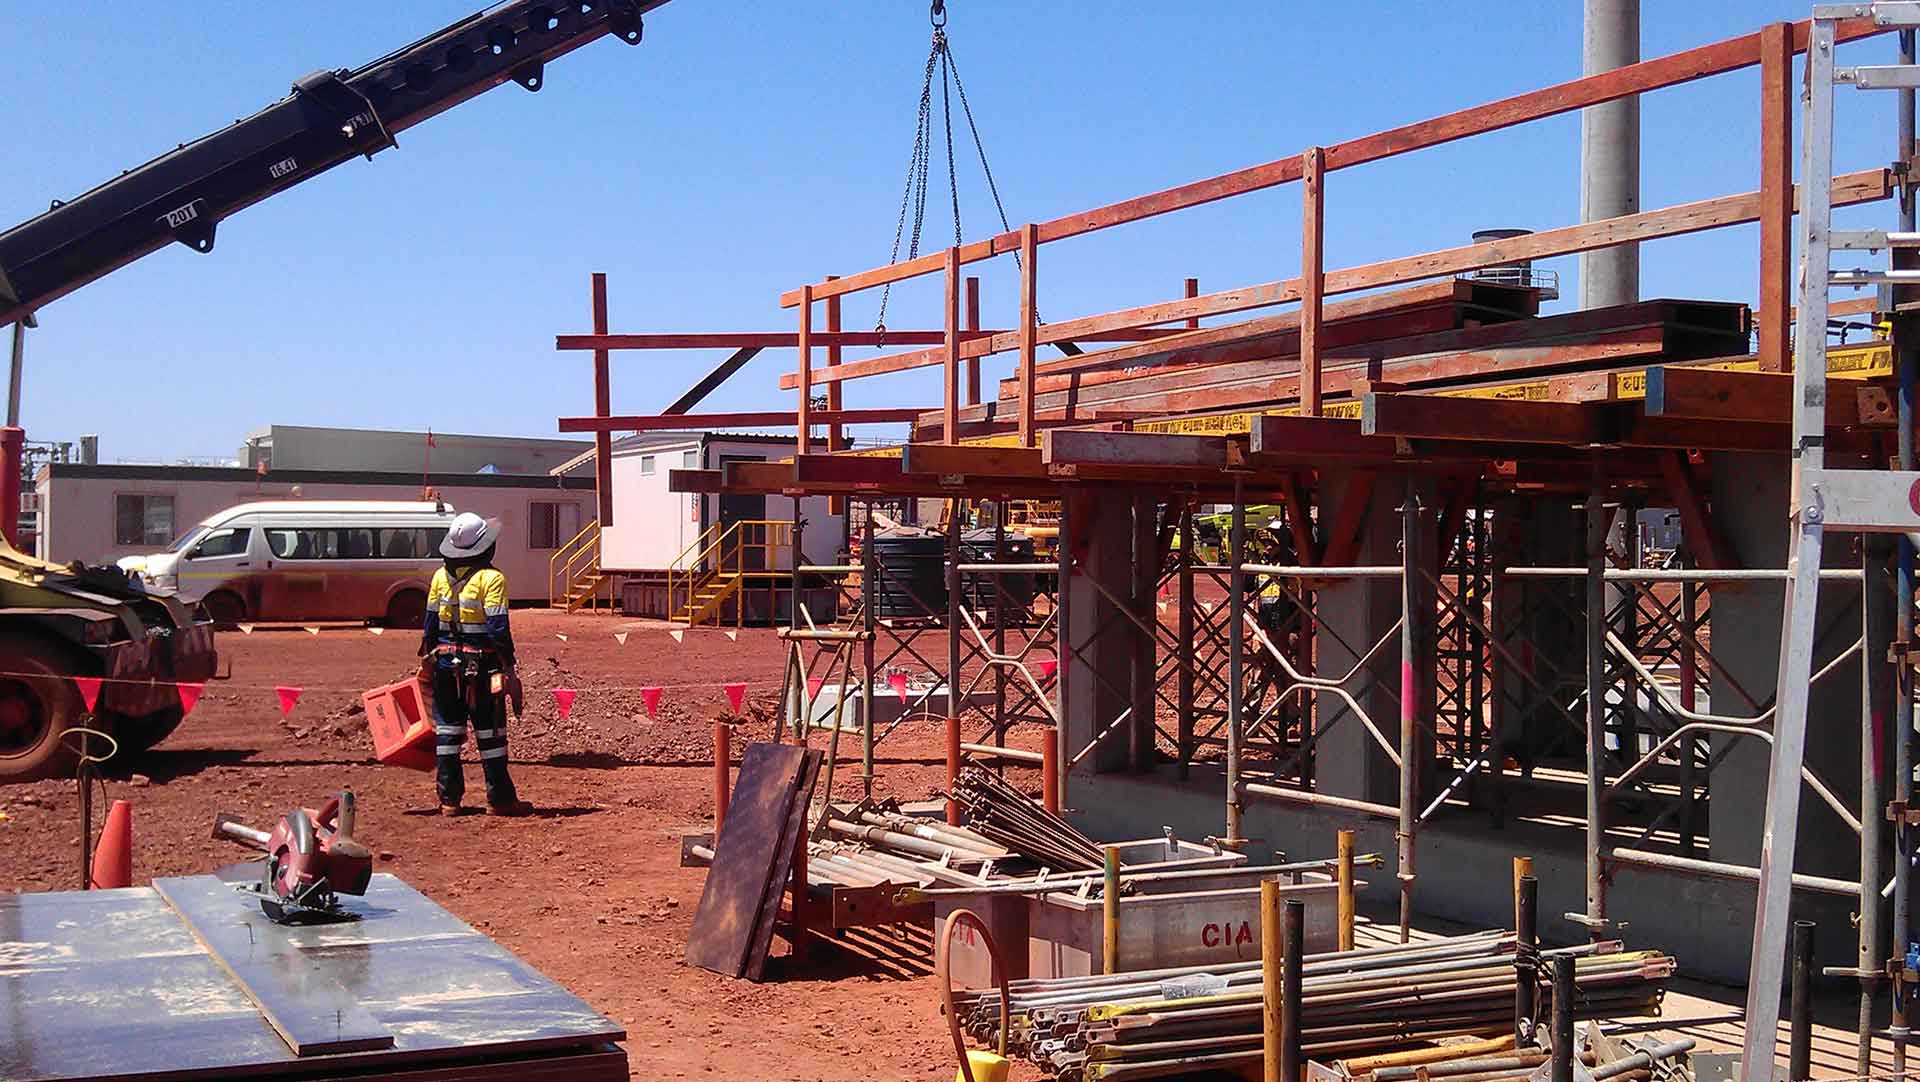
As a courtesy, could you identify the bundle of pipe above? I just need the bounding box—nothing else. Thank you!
[823,808,1009,866]
[952,766,1105,871]
[949,934,1675,1082]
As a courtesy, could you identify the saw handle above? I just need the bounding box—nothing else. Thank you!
[314,789,357,840]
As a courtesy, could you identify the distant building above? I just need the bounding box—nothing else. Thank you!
[240,424,590,477]
[35,424,598,604]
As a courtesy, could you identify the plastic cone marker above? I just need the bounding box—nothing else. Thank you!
[723,682,747,712]
[669,629,684,644]
[640,686,663,718]
[90,800,134,890]
[888,672,910,702]
[237,624,255,635]
[73,676,103,713]
[274,686,302,718]
[807,676,825,701]
[177,682,205,716]
[367,627,386,636]
[614,632,629,646]
[556,633,569,642]
[724,631,737,642]
[552,687,577,719]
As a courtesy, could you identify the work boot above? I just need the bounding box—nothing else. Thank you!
[486,800,535,817]
[438,804,462,817]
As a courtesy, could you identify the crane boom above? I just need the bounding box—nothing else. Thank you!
[0,0,669,328]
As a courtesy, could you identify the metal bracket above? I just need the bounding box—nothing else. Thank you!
[511,60,546,92]
[1562,911,1624,933]
[159,199,216,254]
[607,2,646,44]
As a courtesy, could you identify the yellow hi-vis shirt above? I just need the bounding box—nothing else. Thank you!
[424,566,512,652]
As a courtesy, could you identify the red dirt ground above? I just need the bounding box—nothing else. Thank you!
[0,610,1053,1081]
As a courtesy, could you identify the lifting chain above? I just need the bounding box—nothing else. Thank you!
[875,1,1023,345]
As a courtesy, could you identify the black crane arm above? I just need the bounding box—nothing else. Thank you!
[0,0,669,328]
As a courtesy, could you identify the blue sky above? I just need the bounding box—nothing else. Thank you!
[4,2,1902,462]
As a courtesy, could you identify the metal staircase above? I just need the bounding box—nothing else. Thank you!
[549,520,609,613]
[667,518,791,626]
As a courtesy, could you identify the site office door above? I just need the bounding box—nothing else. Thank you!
[716,455,766,572]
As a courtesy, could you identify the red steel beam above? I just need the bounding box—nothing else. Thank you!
[1757,22,1792,372]
[797,284,813,456]
[782,167,1890,394]
[1019,223,1038,448]
[776,16,1883,310]
[591,272,613,527]
[944,248,961,446]
[826,275,844,452]
[1301,146,1326,417]
[560,328,1173,351]
[559,408,924,433]
[965,276,982,406]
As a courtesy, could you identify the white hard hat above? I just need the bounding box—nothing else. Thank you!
[439,511,500,558]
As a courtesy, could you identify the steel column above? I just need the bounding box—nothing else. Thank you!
[1584,473,1610,940]
[1398,475,1425,942]
[1228,477,1247,845]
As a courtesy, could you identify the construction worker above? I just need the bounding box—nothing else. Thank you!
[419,512,533,817]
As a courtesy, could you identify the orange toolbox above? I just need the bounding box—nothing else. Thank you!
[362,677,436,771]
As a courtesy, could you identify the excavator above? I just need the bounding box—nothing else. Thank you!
[0,0,671,778]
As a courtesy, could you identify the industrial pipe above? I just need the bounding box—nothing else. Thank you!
[1103,846,1121,976]
[1262,878,1282,1082]
[1336,829,1356,953]
[713,721,731,833]
[1551,954,1575,1082]
[1283,897,1305,1082]
[1516,874,1538,1044]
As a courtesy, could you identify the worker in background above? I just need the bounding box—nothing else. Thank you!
[420,512,534,817]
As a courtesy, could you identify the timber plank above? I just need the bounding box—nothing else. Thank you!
[902,443,1045,478]
[1363,393,1596,445]
[1041,430,1230,469]
[686,743,821,979]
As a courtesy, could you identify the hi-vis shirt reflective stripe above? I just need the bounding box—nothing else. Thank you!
[425,567,512,649]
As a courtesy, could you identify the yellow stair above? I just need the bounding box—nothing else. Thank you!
[549,520,610,613]
[667,519,791,627]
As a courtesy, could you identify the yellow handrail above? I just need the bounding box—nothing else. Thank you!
[667,518,794,625]
[549,518,601,608]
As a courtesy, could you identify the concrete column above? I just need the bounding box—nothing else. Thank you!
[1313,471,1401,803]
[1579,0,1641,309]
[1708,453,1867,879]
[1064,487,1136,774]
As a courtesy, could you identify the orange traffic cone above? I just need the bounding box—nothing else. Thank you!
[89,799,132,889]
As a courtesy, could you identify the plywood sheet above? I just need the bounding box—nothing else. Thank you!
[685,741,822,978]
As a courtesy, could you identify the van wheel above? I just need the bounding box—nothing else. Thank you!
[201,591,245,629]
[384,590,427,630]
[0,636,85,782]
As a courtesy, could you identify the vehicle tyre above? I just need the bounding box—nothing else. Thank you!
[108,705,187,757]
[0,635,86,782]
[201,591,246,629]
[384,589,427,630]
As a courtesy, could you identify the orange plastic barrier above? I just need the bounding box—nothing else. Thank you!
[362,677,436,772]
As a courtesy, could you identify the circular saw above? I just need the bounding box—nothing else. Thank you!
[213,790,373,923]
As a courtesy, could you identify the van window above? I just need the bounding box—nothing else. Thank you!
[377,528,446,558]
[190,528,249,559]
[268,529,339,560]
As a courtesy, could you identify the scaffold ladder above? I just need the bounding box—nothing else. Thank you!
[1745,8,1920,1079]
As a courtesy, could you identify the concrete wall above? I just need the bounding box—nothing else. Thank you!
[597,437,842,572]
[244,425,590,476]
[1069,765,1860,985]
[35,467,588,602]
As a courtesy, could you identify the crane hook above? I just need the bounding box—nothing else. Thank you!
[930,0,947,29]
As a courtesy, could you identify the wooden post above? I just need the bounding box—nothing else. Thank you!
[1757,22,1792,373]
[796,284,813,455]
[825,275,844,453]
[1336,829,1356,952]
[1018,224,1039,448]
[1103,845,1122,975]
[1513,854,1533,932]
[1262,877,1282,1082]
[965,275,982,406]
[591,273,614,527]
[713,721,731,833]
[944,247,961,444]
[1300,147,1327,416]
[1184,277,1200,329]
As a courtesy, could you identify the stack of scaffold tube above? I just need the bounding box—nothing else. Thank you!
[948,933,1676,1082]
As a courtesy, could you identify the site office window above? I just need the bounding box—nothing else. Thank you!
[528,501,583,550]
[114,493,175,546]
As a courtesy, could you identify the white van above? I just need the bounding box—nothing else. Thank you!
[119,501,458,627]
